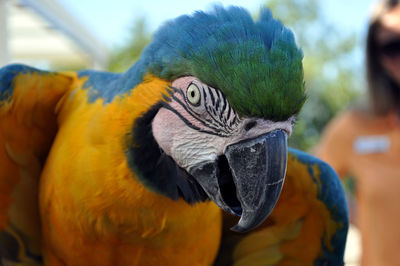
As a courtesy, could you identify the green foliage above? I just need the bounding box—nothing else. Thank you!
[108,18,151,72]
[265,0,362,151]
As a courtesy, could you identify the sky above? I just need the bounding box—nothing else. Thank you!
[57,0,378,48]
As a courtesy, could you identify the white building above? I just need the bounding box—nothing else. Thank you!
[0,0,108,70]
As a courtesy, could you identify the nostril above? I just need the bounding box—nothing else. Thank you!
[244,121,257,131]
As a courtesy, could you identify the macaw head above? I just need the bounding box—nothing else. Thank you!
[127,6,305,232]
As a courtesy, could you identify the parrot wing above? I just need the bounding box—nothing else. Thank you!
[215,148,348,266]
[0,64,74,265]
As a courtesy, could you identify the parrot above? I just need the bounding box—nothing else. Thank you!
[0,6,348,266]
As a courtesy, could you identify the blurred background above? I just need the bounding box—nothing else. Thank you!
[1,0,377,264]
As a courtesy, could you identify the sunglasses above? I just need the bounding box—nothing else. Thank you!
[379,39,400,58]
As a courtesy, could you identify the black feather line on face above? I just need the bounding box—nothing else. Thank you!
[163,104,227,137]
[200,85,233,131]
[170,85,229,134]
[169,84,240,136]
[170,94,225,134]
[125,102,208,204]
[203,85,240,131]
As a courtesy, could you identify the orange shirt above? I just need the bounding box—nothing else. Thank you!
[315,110,400,266]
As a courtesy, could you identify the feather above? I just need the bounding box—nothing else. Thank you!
[79,6,305,121]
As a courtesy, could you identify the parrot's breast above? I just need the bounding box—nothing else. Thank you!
[39,74,223,265]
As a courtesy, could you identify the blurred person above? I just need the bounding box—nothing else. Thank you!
[315,0,400,265]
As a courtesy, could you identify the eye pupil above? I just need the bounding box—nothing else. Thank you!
[187,84,200,105]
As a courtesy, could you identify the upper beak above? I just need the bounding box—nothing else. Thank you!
[189,129,287,233]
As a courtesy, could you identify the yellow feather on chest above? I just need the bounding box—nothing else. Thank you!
[39,74,222,265]
[226,155,341,266]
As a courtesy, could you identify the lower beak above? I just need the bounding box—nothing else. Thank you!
[189,129,288,233]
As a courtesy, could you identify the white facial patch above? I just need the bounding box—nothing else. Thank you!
[152,76,295,171]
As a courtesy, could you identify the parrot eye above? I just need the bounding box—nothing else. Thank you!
[186,83,201,106]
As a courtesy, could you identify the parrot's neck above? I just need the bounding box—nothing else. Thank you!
[126,102,209,204]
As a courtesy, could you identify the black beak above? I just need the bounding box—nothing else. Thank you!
[189,129,287,233]
[225,129,287,232]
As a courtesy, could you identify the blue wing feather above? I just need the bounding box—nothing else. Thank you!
[216,148,348,265]
[289,148,348,265]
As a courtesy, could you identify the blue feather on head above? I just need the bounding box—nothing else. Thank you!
[81,6,305,121]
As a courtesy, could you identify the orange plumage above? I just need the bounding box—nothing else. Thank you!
[0,6,348,264]
[0,66,347,265]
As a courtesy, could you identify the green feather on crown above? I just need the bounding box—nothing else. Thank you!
[133,5,306,121]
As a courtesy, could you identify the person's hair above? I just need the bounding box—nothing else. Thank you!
[366,0,400,115]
